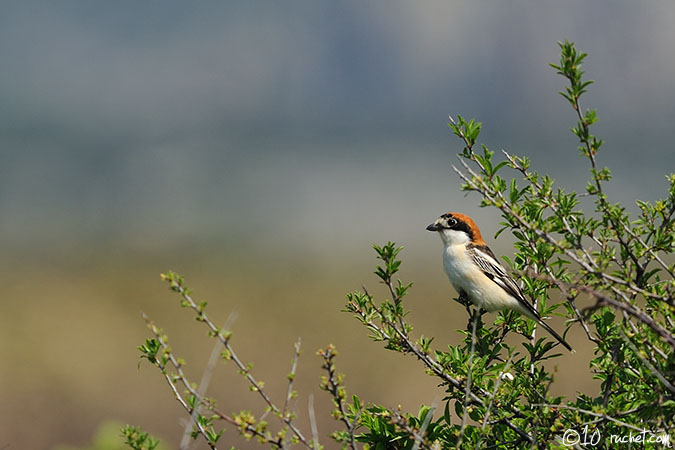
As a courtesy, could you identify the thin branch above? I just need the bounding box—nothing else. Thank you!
[349,299,534,443]
[579,285,675,349]
[412,400,438,450]
[158,364,218,450]
[531,404,650,433]
[143,314,282,449]
[618,329,675,394]
[388,402,438,450]
[452,160,666,303]
[579,406,647,428]
[457,311,479,447]
[565,81,643,277]
[619,309,668,368]
[162,276,316,449]
[502,148,601,344]
[625,218,674,280]
[318,345,358,450]
[308,394,320,449]
[478,352,516,449]
[180,310,238,450]
[522,269,675,349]
[522,266,597,345]
[646,201,675,279]
[283,337,302,420]
[502,149,603,266]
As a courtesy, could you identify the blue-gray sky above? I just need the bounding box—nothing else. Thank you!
[2,1,674,252]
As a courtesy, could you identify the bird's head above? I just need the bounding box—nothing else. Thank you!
[426,212,485,246]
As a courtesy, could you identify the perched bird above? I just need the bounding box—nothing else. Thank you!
[426,212,573,351]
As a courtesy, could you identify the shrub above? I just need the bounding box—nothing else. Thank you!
[128,41,674,449]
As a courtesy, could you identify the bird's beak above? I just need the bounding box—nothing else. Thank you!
[426,222,441,232]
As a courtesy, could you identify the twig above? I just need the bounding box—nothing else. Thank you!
[561,74,644,279]
[457,311,479,447]
[523,269,675,349]
[412,400,438,450]
[161,275,316,449]
[522,266,597,345]
[624,218,674,280]
[388,402,438,450]
[638,202,675,280]
[451,160,666,303]
[620,310,668,361]
[143,314,281,449]
[579,286,675,349]
[477,353,516,449]
[318,346,358,450]
[502,149,603,267]
[283,337,302,420]
[618,329,675,394]
[308,394,320,449]
[502,149,598,343]
[531,404,649,433]
[528,267,538,375]
[180,310,238,450]
[349,299,534,443]
[579,406,647,428]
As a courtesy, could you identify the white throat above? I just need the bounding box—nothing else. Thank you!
[438,229,471,247]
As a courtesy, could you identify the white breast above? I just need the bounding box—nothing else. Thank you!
[442,244,516,312]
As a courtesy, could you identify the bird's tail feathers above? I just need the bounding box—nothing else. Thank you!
[536,318,574,352]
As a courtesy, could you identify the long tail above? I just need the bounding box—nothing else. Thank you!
[535,318,573,352]
[513,296,574,352]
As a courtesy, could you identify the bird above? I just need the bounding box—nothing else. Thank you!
[426,212,573,351]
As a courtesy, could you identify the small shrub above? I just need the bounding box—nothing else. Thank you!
[128,41,674,449]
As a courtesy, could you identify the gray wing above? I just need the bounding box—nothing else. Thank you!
[468,244,541,319]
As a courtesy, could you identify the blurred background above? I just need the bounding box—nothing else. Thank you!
[1,1,674,448]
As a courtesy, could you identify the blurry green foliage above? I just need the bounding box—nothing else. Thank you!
[54,422,167,450]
